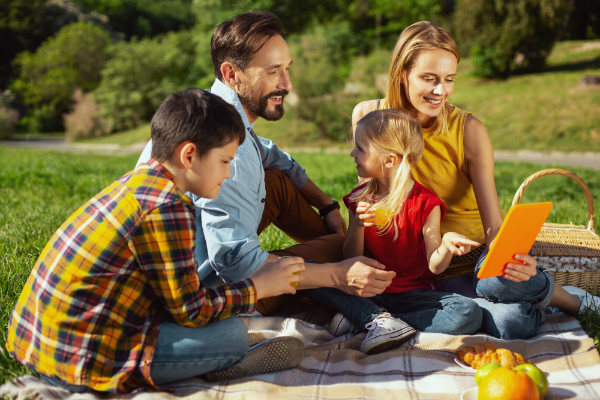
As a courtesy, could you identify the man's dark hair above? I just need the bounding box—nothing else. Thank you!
[150,88,245,162]
[211,11,285,81]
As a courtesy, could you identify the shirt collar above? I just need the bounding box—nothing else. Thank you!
[210,79,255,131]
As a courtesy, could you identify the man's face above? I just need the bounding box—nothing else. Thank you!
[236,35,293,122]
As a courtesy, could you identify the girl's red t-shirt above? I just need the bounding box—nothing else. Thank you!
[343,182,446,293]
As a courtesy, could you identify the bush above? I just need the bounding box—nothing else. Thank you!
[287,23,357,141]
[92,30,196,133]
[10,21,111,131]
[454,0,570,78]
[0,91,19,139]
[63,88,109,141]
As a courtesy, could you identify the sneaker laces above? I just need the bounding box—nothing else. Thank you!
[364,312,392,334]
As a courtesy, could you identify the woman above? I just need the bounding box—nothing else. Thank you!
[352,21,593,339]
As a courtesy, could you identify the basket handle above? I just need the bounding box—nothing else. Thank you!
[511,168,595,231]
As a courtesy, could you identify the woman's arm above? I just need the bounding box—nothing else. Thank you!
[463,116,504,247]
[423,206,481,274]
[463,116,537,282]
[343,202,376,259]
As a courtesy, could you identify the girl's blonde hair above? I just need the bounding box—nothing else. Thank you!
[350,109,424,239]
[386,21,460,136]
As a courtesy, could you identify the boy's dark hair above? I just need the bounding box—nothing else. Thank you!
[211,11,285,81]
[150,88,245,162]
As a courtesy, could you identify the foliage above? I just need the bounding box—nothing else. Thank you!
[92,30,197,133]
[0,0,109,88]
[10,21,111,132]
[63,88,109,141]
[0,90,18,139]
[454,0,570,78]
[286,23,361,141]
[72,0,195,39]
[560,0,600,40]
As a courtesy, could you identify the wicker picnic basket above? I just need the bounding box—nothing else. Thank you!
[512,169,600,295]
[438,169,600,296]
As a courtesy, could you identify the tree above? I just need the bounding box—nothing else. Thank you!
[454,0,570,79]
[10,21,111,132]
[92,30,196,133]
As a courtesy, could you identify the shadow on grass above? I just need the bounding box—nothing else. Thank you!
[543,56,600,73]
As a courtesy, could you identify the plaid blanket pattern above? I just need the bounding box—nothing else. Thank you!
[1,311,599,399]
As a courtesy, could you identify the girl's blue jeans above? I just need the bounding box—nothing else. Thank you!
[304,287,483,335]
[38,315,249,392]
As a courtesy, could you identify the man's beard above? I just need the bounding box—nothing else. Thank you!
[238,85,289,121]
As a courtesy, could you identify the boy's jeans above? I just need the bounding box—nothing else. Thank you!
[470,247,554,339]
[39,316,249,391]
[305,287,483,335]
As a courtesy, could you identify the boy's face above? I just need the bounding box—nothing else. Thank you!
[187,140,239,199]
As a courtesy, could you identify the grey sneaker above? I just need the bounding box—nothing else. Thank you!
[360,313,417,355]
[563,286,600,315]
[328,312,358,337]
[204,336,304,382]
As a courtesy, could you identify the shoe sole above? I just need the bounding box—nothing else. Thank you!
[204,337,305,382]
[362,327,417,355]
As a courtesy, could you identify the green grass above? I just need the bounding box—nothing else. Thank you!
[75,123,151,146]
[451,40,600,152]
[1,147,599,385]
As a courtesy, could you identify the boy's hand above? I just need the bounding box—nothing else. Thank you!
[251,256,305,299]
[442,232,480,256]
[503,254,537,283]
[356,201,376,227]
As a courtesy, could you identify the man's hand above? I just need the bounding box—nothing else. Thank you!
[503,254,537,283]
[325,209,348,235]
[335,256,395,297]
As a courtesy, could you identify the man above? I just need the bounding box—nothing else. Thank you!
[137,11,394,312]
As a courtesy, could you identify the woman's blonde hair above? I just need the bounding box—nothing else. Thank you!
[386,21,460,136]
[350,109,424,239]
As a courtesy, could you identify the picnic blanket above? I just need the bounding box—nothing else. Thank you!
[2,302,600,400]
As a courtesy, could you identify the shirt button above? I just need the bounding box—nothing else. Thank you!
[261,198,265,203]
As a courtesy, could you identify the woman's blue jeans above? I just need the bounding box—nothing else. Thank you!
[38,315,249,391]
[468,247,554,339]
[304,287,483,335]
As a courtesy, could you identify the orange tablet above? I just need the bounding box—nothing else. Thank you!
[477,202,553,279]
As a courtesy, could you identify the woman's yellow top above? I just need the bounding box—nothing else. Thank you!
[379,100,485,244]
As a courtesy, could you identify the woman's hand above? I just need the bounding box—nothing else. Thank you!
[355,201,376,227]
[442,232,481,256]
[503,254,537,283]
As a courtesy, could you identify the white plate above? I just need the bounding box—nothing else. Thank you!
[455,357,477,371]
[461,387,478,400]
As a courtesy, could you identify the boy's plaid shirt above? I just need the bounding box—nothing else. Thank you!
[6,159,257,393]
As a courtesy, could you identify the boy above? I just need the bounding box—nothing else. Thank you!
[6,88,305,394]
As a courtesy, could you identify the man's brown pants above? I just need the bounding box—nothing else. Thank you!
[255,169,345,314]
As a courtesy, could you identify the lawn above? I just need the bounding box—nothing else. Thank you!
[1,147,599,384]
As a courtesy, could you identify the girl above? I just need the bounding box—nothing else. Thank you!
[306,109,483,355]
[351,21,599,340]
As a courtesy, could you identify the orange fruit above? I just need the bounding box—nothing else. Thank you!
[478,366,540,400]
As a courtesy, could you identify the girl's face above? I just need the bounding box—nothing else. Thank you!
[404,48,457,127]
[350,127,386,179]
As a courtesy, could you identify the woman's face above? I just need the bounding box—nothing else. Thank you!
[404,48,458,127]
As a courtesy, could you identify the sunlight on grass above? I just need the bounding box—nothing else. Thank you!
[76,123,150,146]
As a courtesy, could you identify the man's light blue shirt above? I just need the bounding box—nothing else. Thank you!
[137,79,308,284]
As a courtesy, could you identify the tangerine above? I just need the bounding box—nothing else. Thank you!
[478,366,540,400]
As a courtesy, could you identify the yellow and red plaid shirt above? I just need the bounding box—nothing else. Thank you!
[6,159,257,393]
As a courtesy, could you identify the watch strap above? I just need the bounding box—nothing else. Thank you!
[319,200,340,218]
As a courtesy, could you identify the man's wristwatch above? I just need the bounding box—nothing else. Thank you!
[319,200,340,219]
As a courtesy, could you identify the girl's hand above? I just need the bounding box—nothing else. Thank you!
[503,254,537,283]
[355,201,376,227]
[442,232,481,256]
